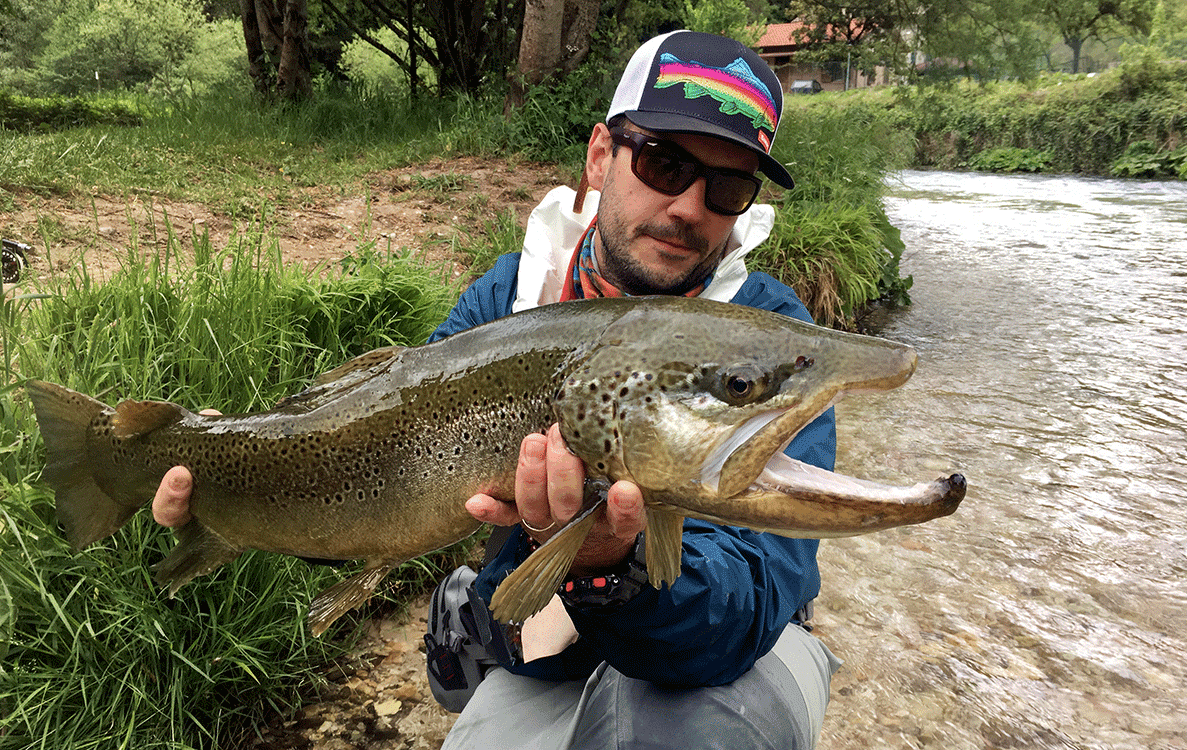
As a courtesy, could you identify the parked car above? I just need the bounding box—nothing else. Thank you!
[789,79,823,95]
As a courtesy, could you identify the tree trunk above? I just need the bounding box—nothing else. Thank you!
[276,0,312,100]
[1066,35,1084,73]
[241,0,278,93]
[506,0,599,112]
[240,0,310,100]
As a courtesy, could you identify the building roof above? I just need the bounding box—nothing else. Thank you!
[756,20,864,50]
[757,22,812,48]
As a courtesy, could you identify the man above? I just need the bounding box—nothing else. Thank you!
[154,31,840,749]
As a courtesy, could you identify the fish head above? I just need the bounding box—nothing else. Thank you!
[555,297,921,506]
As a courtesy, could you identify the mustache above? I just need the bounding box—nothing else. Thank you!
[636,221,710,254]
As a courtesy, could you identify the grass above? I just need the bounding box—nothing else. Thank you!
[0,83,511,207]
[0,222,471,749]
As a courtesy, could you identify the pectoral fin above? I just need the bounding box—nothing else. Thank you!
[307,560,399,637]
[644,506,685,589]
[153,519,243,595]
[489,499,604,624]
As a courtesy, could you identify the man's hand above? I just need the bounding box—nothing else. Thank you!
[465,423,645,576]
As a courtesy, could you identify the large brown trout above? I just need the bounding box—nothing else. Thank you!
[26,296,965,633]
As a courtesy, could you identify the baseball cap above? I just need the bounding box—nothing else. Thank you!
[606,30,795,189]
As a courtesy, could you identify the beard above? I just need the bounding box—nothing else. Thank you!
[595,197,727,296]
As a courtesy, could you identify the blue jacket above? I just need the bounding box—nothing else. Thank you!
[428,253,836,687]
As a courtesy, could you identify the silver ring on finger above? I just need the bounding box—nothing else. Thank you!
[521,517,557,534]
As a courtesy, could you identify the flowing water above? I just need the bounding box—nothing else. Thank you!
[816,170,1187,750]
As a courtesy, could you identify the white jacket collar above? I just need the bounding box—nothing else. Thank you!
[512,186,773,313]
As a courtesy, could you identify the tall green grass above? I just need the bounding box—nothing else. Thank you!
[0,222,467,749]
[753,102,914,326]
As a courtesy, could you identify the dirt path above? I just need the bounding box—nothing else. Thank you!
[3,156,567,750]
[2,156,566,287]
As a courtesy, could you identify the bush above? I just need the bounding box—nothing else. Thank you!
[964,146,1053,173]
[38,0,204,95]
[835,58,1187,177]
[753,97,914,325]
[1111,140,1187,178]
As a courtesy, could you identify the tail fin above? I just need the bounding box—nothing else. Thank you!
[25,380,144,549]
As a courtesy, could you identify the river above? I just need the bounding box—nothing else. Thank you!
[816,170,1187,750]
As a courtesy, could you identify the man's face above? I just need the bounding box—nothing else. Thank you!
[585,123,761,296]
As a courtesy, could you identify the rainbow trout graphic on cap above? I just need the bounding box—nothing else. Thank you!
[654,53,778,150]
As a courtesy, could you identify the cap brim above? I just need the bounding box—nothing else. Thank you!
[623,111,795,190]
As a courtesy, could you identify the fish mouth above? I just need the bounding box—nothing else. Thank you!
[692,411,966,536]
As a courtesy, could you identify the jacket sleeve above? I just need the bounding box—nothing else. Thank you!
[474,271,838,687]
[426,254,521,343]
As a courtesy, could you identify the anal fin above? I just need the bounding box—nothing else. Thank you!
[307,560,398,637]
[153,519,243,595]
[490,499,604,624]
[644,506,686,590]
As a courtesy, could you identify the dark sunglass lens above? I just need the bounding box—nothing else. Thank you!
[635,143,697,194]
[706,174,760,215]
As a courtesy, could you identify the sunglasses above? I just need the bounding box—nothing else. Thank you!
[610,128,763,216]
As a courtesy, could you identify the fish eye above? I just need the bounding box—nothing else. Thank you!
[715,364,770,404]
[727,375,752,398]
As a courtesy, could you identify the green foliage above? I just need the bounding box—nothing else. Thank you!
[38,0,204,95]
[506,60,618,166]
[1,226,465,749]
[1110,139,1187,177]
[964,146,1054,172]
[1148,0,1187,58]
[834,58,1187,177]
[339,26,437,93]
[684,0,767,45]
[0,91,143,131]
[162,17,246,97]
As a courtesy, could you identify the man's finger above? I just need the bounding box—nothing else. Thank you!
[515,432,553,532]
[606,480,646,540]
[153,465,194,527]
[465,494,520,526]
[545,424,584,523]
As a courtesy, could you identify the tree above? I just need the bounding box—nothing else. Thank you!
[1042,0,1155,72]
[36,0,205,94]
[240,0,312,99]
[780,0,1051,82]
[1148,0,1187,57]
[779,0,915,80]
[319,0,522,96]
[508,0,599,109]
[685,0,768,45]
[915,0,1047,80]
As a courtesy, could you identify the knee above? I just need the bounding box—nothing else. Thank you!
[577,659,820,749]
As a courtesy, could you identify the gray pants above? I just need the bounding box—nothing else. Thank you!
[442,622,841,749]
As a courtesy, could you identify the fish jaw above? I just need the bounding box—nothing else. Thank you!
[666,451,966,536]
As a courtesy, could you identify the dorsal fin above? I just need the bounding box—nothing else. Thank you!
[274,346,405,413]
[313,346,405,386]
[112,400,187,438]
